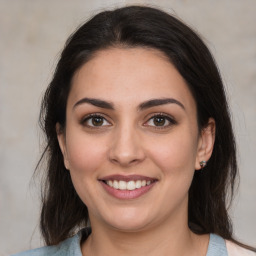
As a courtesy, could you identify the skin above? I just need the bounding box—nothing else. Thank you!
[57,47,215,256]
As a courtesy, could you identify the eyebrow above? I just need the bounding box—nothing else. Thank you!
[138,98,185,111]
[73,97,185,111]
[73,97,114,110]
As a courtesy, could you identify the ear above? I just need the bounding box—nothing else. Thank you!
[195,118,215,170]
[56,123,70,170]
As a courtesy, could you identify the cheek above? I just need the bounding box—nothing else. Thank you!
[148,128,199,176]
[65,132,108,206]
[64,129,109,190]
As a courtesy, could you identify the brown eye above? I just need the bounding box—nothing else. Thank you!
[153,116,166,126]
[92,116,104,126]
[145,114,176,128]
[82,114,111,127]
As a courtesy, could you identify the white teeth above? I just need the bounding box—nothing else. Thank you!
[127,181,136,190]
[105,179,153,190]
[107,180,113,187]
[113,180,119,189]
[141,180,146,186]
[135,180,141,188]
[119,181,126,190]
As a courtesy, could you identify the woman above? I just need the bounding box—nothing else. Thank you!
[13,5,255,256]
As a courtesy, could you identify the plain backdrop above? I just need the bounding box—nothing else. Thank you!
[0,0,255,255]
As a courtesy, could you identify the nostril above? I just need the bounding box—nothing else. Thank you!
[108,134,146,166]
[109,155,143,166]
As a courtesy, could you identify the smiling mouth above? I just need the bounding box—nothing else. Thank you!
[103,179,155,191]
[99,175,158,199]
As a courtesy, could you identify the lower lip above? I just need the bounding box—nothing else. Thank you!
[100,181,156,199]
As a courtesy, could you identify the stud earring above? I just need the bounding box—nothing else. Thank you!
[200,160,207,169]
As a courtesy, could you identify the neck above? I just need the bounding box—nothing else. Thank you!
[81,214,209,256]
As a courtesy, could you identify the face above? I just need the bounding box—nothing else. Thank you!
[57,47,215,232]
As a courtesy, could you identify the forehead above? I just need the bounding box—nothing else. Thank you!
[69,47,196,111]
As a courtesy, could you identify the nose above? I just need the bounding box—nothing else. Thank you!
[108,124,146,167]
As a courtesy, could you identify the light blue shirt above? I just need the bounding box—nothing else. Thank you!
[12,232,228,256]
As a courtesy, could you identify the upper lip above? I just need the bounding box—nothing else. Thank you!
[99,174,158,182]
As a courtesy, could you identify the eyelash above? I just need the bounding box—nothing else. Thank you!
[80,113,111,128]
[144,113,177,129]
[80,113,177,129]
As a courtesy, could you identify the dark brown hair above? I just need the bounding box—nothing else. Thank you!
[37,5,255,251]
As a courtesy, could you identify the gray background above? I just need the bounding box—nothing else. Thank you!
[0,0,255,255]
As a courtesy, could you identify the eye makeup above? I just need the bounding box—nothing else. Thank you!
[143,112,177,130]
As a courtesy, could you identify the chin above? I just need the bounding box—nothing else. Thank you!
[109,221,151,233]
[102,209,154,232]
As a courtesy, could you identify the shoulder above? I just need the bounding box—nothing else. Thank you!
[226,240,256,256]
[207,233,228,255]
[207,234,256,256]
[11,233,82,256]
